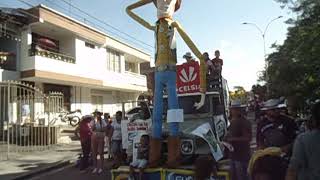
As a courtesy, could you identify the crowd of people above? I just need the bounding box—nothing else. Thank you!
[75,50,320,180]
[225,98,320,180]
[78,110,125,175]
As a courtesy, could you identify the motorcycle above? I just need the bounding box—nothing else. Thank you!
[58,109,82,127]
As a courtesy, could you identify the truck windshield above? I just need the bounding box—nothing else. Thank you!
[163,95,210,115]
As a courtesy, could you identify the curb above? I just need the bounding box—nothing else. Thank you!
[13,160,73,180]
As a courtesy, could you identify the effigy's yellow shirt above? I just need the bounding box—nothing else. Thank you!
[155,18,177,66]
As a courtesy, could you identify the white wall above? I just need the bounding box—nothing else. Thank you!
[70,86,139,117]
[27,37,147,92]
[71,86,92,115]
[0,69,20,81]
[19,29,147,93]
[20,29,35,71]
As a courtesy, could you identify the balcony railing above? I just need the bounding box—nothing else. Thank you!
[29,48,75,64]
[124,71,146,80]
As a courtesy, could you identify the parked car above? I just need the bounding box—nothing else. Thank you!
[126,106,153,121]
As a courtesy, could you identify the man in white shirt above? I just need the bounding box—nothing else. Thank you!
[110,111,123,168]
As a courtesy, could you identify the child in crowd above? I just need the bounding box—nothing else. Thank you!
[129,135,149,180]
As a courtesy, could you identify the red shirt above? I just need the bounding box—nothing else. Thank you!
[212,58,223,67]
[79,120,92,142]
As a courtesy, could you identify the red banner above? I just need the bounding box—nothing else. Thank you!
[176,61,201,94]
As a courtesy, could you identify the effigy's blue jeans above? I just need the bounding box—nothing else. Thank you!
[152,70,179,139]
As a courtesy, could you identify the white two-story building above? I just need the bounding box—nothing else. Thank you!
[0,5,150,116]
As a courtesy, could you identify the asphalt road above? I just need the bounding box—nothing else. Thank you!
[30,164,112,180]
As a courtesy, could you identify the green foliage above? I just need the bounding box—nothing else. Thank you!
[251,84,267,100]
[265,0,320,108]
[230,86,249,104]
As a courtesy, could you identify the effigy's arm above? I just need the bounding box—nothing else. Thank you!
[171,21,207,109]
[171,21,206,91]
[126,0,155,31]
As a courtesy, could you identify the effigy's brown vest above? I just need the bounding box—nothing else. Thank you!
[155,18,177,66]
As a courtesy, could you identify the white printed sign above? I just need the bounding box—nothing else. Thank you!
[191,123,223,161]
[121,119,151,162]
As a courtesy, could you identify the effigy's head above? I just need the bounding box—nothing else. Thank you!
[153,0,181,19]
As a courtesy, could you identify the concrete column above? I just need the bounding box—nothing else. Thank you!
[120,54,125,74]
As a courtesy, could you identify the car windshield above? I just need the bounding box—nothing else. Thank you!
[163,95,210,115]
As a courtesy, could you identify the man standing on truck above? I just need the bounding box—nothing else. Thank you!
[226,100,252,180]
[212,50,223,77]
[183,52,196,64]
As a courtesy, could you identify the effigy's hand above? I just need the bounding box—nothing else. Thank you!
[194,92,205,110]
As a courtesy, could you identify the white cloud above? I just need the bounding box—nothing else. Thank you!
[215,40,265,91]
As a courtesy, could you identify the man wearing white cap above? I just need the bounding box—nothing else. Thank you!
[183,52,196,64]
[256,98,298,154]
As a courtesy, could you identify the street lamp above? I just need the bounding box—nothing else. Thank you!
[242,15,283,93]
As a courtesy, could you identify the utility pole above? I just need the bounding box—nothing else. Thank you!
[242,16,283,95]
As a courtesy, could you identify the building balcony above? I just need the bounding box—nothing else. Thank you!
[29,47,75,64]
[124,71,147,87]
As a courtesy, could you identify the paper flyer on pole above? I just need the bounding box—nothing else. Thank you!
[191,123,223,161]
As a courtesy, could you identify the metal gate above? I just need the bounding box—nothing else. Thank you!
[0,81,63,160]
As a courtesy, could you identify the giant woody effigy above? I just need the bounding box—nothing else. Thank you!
[126,0,206,168]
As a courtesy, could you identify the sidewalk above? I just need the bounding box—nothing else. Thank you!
[0,140,81,180]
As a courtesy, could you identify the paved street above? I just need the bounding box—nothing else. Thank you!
[30,164,112,180]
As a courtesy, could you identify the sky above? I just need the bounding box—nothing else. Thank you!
[1,0,291,91]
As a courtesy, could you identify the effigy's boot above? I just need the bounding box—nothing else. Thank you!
[166,136,181,168]
[148,138,162,168]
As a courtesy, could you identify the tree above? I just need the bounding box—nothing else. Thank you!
[251,84,267,101]
[230,86,248,104]
[264,0,320,110]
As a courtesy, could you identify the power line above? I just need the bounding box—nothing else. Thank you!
[57,0,154,48]
[44,0,153,52]
[15,0,154,53]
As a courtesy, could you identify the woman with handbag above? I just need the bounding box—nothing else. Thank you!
[90,110,107,174]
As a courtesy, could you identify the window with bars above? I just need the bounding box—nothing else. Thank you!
[106,48,121,73]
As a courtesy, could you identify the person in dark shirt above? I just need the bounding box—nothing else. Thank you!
[226,100,252,180]
[203,52,214,76]
[79,115,93,171]
[256,99,298,154]
[129,135,149,180]
[211,50,223,77]
[286,101,320,180]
